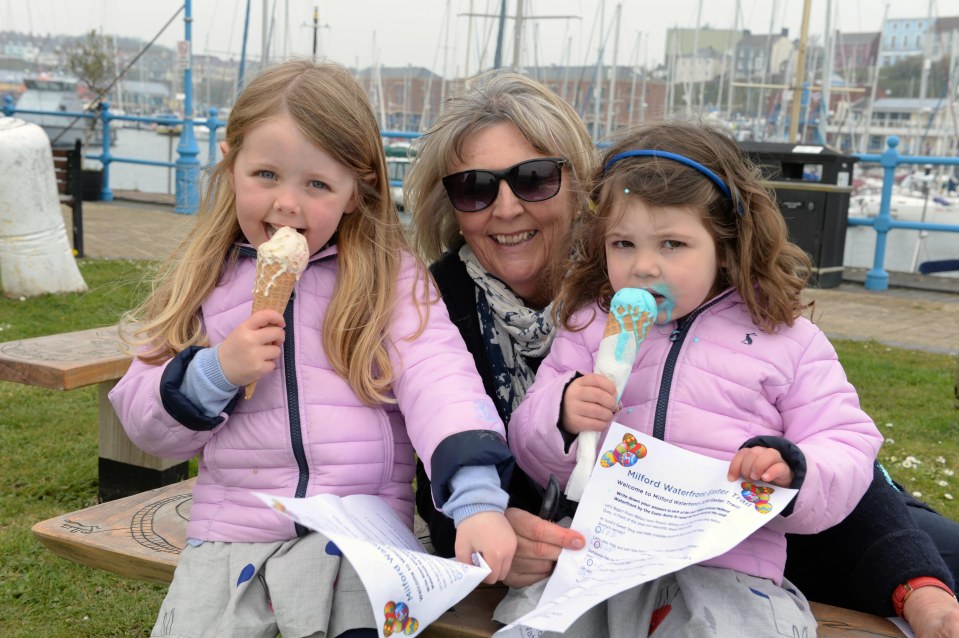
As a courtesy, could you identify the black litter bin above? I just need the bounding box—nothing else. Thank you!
[738,142,857,288]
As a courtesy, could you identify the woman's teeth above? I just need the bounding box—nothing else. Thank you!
[493,231,536,246]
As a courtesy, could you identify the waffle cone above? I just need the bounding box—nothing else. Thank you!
[245,262,298,400]
[604,305,638,338]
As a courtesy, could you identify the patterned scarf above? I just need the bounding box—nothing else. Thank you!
[459,244,555,423]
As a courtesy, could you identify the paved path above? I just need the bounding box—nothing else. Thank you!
[63,194,959,356]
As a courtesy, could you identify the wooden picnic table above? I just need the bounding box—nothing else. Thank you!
[32,478,906,638]
[0,326,188,501]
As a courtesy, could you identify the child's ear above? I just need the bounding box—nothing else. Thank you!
[343,192,358,214]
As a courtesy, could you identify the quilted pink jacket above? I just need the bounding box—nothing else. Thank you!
[110,245,509,542]
[510,289,883,584]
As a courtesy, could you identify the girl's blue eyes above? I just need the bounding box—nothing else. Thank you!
[254,171,327,190]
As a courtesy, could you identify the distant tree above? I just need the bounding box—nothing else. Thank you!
[878,55,950,99]
[66,30,113,100]
[65,30,114,164]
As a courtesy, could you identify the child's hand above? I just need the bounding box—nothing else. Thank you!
[218,310,286,387]
[454,511,517,585]
[561,373,617,434]
[727,446,794,487]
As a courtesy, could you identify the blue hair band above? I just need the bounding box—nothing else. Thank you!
[604,149,744,215]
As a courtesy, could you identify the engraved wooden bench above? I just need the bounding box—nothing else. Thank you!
[0,326,187,501]
[32,479,907,638]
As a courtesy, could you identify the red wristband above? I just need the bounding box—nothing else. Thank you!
[892,577,956,618]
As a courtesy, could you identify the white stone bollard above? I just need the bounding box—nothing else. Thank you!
[0,117,87,297]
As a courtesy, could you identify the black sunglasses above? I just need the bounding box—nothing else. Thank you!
[442,157,568,213]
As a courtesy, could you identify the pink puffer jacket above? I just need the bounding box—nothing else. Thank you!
[510,289,883,584]
[110,245,509,542]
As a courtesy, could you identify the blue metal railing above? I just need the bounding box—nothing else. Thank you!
[3,104,958,290]
[851,135,959,290]
[2,95,223,213]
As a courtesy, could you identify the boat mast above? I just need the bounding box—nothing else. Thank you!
[726,0,740,121]
[820,0,835,146]
[859,4,889,153]
[592,0,605,140]
[261,0,269,69]
[787,0,812,143]
[605,3,621,135]
[494,0,507,68]
[628,32,640,127]
[464,0,473,78]
[512,0,524,72]
[758,0,777,138]
[919,0,934,102]
[689,0,703,117]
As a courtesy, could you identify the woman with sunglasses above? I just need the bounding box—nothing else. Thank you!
[406,69,595,565]
[406,71,959,637]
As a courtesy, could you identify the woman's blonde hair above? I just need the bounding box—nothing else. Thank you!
[406,70,597,270]
[557,119,811,334]
[122,59,416,404]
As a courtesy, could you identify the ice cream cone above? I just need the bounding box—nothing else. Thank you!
[245,263,298,399]
[565,289,658,502]
[244,226,309,400]
[604,305,642,338]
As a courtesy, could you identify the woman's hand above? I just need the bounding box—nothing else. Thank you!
[561,373,617,434]
[501,508,585,588]
[217,310,286,387]
[903,585,959,638]
[727,446,794,487]
[455,511,517,585]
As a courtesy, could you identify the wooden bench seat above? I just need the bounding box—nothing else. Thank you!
[52,139,84,258]
[0,327,187,501]
[32,480,906,637]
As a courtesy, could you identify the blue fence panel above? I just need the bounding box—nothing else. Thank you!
[3,98,225,213]
[851,135,959,291]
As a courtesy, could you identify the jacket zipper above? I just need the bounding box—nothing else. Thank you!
[284,291,311,537]
[652,291,734,440]
[240,244,326,538]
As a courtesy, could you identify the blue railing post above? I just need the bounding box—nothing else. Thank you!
[864,136,901,291]
[2,95,13,116]
[206,108,222,167]
[175,0,200,214]
[98,101,114,201]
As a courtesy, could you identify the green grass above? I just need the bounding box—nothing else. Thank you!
[835,340,959,514]
[1,260,957,635]
[1,259,165,637]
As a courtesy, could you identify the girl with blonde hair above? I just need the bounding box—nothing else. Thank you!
[110,59,516,638]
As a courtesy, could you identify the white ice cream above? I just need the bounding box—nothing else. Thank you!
[258,226,309,276]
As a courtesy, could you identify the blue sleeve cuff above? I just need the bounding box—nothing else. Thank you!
[740,435,807,517]
[442,465,510,527]
[429,430,515,509]
[161,346,241,431]
[181,345,240,417]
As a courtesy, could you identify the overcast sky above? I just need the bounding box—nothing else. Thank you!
[4,0,959,75]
